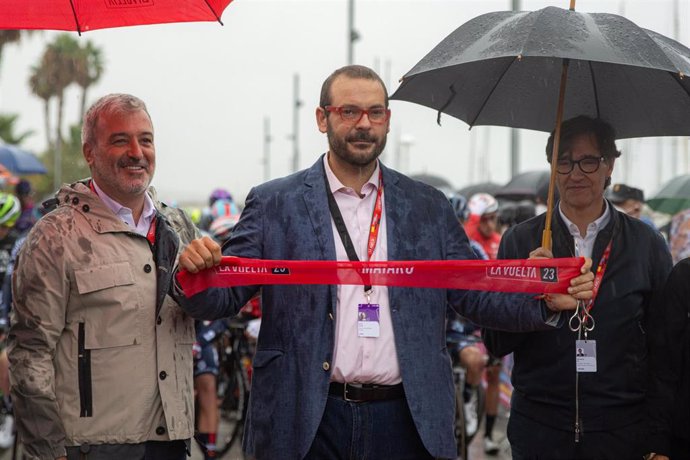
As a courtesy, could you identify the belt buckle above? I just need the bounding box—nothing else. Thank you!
[343,383,363,402]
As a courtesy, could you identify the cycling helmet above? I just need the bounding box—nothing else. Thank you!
[0,193,21,228]
[448,193,468,222]
[211,199,240,220]
[209,188,233,207]
[467,193,499,216]
[209,214,240,243]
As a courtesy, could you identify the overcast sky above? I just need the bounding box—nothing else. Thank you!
[0,0,688,205]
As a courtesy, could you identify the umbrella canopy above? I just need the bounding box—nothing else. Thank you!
[457,181,503,199]
[495,170,553,203]
[0,0,233,33]
[647,175,690,215]
[409,173,455,195]
[391,6,690,139]
[0,145,47,175]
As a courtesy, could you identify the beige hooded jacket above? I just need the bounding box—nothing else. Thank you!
[8,181,199,459]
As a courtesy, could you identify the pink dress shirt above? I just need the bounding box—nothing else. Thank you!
[324,155,401,385]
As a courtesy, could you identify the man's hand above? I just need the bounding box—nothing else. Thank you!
[178,236,222,274]
[529,247,594,311]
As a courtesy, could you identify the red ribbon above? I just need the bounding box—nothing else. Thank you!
[177,256,584,298]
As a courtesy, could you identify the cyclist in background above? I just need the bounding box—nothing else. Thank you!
[0,193,23,448]
[464,193,501,260]
[447,193,502,455]
[194,210,242,459]
[199,188,236,232]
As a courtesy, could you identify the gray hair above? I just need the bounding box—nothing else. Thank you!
[82,93,151,146]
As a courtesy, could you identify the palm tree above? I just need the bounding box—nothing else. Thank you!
[44,34,80,190]
[75,41,104,121]
[29,60,55,151]
[0,30,21,73]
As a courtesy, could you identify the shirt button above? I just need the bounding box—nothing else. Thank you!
[156,316,162,325]
[144,264,152,273]
[322,361,330,371]
[155,426,165,435]
[159,371,167,380]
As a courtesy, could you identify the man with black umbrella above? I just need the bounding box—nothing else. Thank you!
[483,116,672,459]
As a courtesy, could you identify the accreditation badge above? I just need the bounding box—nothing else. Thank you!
[575,339,597,373]
[357,303,380,338]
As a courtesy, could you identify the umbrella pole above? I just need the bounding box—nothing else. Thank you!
[541,58,570,251]
[541,0,576,250]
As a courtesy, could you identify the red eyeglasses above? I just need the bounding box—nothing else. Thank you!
[323,105,391,124]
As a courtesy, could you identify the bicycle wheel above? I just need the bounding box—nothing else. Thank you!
[215,345,249,458]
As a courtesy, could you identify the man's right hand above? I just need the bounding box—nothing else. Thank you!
[178,236,222,274]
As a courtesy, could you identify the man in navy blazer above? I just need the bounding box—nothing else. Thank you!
[176,65,593,460]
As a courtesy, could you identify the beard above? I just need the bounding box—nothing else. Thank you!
[327,124,387,167]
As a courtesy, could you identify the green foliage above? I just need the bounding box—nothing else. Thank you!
[0,113,32,145]
[33,123,89,197]
[27,34,105,190]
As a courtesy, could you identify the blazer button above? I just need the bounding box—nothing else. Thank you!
[144,264,152,273]
[159,371,167,380]
[322,361,330,371]
[155,426,165,435]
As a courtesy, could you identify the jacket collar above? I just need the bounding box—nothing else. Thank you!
[56,179,163,235]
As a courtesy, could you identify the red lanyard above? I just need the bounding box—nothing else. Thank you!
[586,239,612,313]
[366,170,384,261]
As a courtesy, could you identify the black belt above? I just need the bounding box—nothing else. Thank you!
[329,382,404,402]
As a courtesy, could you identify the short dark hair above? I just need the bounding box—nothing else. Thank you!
[545,116,621,163]
[319,65,389,109]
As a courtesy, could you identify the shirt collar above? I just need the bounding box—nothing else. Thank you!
[558,200,611,238]
[91,179,156,224]
[323,154,380,195]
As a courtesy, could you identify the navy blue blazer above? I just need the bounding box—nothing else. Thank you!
[178,156,554,459]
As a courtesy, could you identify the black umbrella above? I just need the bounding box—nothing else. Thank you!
[409,173,455,195]
[495,170,554,203]
[391,2,690,247]
[457,181,503,199]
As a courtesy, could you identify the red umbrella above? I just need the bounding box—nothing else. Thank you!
[0,0,233,34]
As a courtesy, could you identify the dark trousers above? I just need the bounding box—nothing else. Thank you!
[507,410,644,460]
[304,394,435,460]
[66,439,188,460]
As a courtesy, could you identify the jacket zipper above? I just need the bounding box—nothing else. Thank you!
[78,322,93,417]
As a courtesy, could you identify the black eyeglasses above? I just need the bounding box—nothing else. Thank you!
[323,105,391,124]
[556,156,606,174]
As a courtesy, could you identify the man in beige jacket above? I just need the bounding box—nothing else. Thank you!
[8,94,198,460]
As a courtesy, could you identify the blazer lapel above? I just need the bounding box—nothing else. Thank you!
[303,155,338,311]
[382,163,404,261]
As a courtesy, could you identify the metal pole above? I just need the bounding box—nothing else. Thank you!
[263,116,271,182]
[671,0,680,174]
[347,0,355,64]
[291,74,301,173]
[510,0,521,178]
